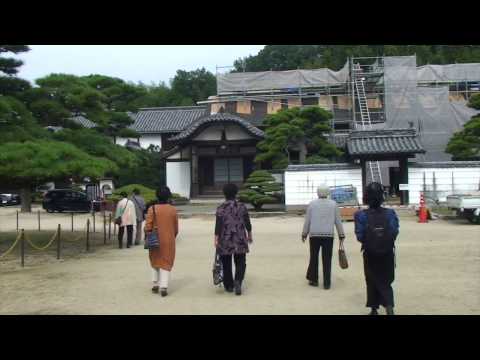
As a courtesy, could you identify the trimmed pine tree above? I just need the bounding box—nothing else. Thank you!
[238,170,283,211]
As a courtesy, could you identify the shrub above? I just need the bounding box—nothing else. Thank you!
[238,170,283,211]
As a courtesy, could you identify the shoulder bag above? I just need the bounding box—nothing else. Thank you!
[145,205,160,250]
[115,200,129,226]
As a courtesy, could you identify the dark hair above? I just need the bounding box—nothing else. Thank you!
[365,182,384,209]
[156,186,172,203]
[223,183,238,200]
[132,188,140,195]
[120,191,128,198]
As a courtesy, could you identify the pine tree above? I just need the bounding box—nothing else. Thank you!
[238,170,283,211]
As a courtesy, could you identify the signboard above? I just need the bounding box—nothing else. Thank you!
[399,184,410,191]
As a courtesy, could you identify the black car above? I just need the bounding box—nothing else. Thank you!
[42,190,92,213]
[0,194,21,206]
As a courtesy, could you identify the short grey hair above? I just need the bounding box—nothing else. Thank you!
[317,184,330,198]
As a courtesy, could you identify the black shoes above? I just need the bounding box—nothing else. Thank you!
[369,308,379,315]
[160,288,168,297]
[225,287,234,293]
[152,286,159,294]
[309,281,319,287]
[386,306,395,315]
[234,281,242,296]
[324,284,331,290]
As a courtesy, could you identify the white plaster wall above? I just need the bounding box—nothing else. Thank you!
[408,166,480,204]
[285,168,363,206]
[193,125,253,141]
[166,161,191,199]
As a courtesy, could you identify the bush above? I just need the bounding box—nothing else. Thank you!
[110,184,156,203]
[238,170,283,211]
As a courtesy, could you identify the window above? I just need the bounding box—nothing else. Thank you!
[251,101,267,115]
[301,97,318,106]
[281,99,288,109]
[225,101,237,113]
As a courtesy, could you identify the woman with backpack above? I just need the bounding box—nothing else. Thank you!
[354,182,399,315]
[214,183,252,296]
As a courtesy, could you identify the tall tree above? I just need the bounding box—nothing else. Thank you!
[170,68,216,104]
[446,94,480,160]
[255,107,343,169]
[0,140,117,212]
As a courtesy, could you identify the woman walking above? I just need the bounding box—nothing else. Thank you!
[145,186,178,297]
[302,184,345,290]
[354,182,399,315]
[215,183,252,296]
[115,192,137,249]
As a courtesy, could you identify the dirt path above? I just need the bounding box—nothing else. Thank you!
[0,214,479,315]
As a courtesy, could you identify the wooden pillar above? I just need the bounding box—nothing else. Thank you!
[399,157,409,205]
[360,159,367,205]
[191,145,199,197]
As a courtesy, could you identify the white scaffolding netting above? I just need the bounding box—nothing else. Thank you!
[217,62,350,94]
[417,63,480,82]
[384,56,480,162]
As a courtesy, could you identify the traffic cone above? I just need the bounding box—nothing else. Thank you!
[418,192,428,223]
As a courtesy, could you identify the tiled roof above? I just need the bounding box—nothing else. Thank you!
[129,106,208,133]
[347,128,425,156]
[71,115,96,128]
[169,113,265,142]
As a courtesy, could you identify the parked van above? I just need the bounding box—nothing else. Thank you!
[42,190,93,213]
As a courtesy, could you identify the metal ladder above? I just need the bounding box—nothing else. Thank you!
[353,69,383,185]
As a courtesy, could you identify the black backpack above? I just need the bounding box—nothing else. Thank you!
[364,208,395,255]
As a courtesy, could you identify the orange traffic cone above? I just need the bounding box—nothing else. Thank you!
[418,192,428,223]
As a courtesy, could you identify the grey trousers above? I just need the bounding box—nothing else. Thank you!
[135,220,144,245]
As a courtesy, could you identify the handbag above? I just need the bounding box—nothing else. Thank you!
[338,241,349,269]
[212,249,223,286]
[115,200,129,226]
[145,205,160,250]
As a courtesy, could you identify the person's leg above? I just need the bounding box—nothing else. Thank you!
[220,254,234,292]
[320,237,333,289]
[151,268,159,293]
[233,253,246,295]
[363,252,380,313]
[126,225,133,248]
[306,237,321,285]
[135,221,142,245]
[159,268,170,296]
[118,226,124,248]
[379,252,395,314]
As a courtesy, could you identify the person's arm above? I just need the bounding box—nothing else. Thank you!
[302,204,312,241]
[244,209,252,243]
[334,205,346,241]
[144,206,154,233]
[389,209,399,240]
[214,213,223,247]
[354,210,367,243]
[174,211,179,237]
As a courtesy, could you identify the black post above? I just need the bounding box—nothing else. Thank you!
[399,157,409,205]
[38,210,40,232]
[103,212,106,245]
[86,219,90,252]
[71,212,74,232]
[360,159,367,205]
[108,213,112,242]
[21,229,25,267]
[16,210,19,232]
[57,224,61,260]
[93,212,96,233]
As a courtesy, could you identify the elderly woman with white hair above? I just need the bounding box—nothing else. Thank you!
[302,184,345,289]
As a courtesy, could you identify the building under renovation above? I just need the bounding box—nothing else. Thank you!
[118,55,480,203]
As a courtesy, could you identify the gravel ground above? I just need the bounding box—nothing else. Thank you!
[0,206,479,315]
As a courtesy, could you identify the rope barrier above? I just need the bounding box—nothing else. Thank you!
[64,222,89,242]
[0,232,22,259]
[25,229,58,251]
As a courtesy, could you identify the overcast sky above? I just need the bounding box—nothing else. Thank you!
[16,45,265,86]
